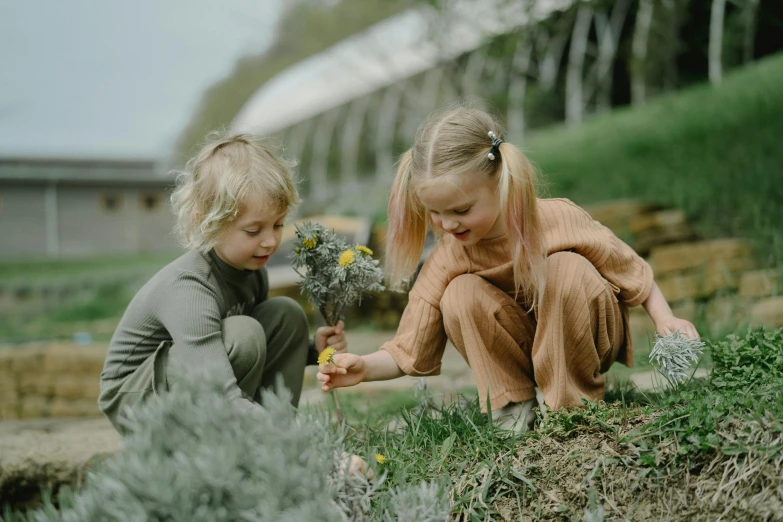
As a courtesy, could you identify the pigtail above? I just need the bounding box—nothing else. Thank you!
[385,149,428,290]
[496,142,546,310]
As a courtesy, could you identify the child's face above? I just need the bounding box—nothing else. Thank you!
[214,200,287,271]
[417,172,506,246]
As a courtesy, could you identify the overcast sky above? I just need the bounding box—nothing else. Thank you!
[0,1,284,160]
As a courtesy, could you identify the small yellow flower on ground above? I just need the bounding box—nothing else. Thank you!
[339,249,356,267]
[355,245,373,256]
[375,453,386,464]
[318,346,337,365]
[302,236,318,249]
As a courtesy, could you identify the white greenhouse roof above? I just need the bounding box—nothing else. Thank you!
[233,0,574,135]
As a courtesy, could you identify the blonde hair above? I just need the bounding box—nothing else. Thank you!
[386,105,546,308]
[170,131,300,252]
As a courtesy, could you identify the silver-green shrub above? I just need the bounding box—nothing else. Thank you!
[19,369,448,521]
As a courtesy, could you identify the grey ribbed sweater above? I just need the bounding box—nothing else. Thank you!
[100,249,269,404]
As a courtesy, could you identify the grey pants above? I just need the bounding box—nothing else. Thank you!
[100,296,310,434]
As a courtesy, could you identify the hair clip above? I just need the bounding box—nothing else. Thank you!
[487,131,504,161]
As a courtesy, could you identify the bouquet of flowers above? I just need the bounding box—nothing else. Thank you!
[291,221,385,420]
[649,331,705,387]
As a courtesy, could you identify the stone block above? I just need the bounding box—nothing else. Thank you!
[671,300,698,322]
[582,200,661,236]
[9,349,46,374]
[18,374,55,396]
[655,261,747,302]
[53,375,100,401]
[49,398,101,418]
[0,349,16,373]
[41,345,106,376]
[705,295,746,331]
[633,224,695,256]
[649,239,754,276]
[0,369,17,396]
[0,401,19,419]
[629,209,687,234]
[19,396,49,419]
[749,297,783,328]
[740,269,780,299]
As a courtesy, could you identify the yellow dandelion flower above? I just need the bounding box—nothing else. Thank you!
[355,245,373,256]
[317,347,337,365]
[375,454,386,464]
[302,236,318,249]
[339,249,356,267]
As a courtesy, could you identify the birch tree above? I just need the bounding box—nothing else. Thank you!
[565,3,594,125]
[631,0,655,105]
[709,0,727,85]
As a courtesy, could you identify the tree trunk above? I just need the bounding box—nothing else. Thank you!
[593,0,632,112]
[536,18,570,93]
[742,0,760,64]
[565,4,593,126]
[631,0,654,105]
[661,0,682,91]
[507,37,533,139]
[709,0,727,85]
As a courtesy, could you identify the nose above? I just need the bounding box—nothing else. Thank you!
[259,231,277,249]
[441,217,459,232]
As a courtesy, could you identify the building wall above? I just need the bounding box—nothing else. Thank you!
[0,183,178,259]
[58,185,177,257]
[0,185,47,257]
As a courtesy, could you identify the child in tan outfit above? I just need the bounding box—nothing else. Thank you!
[318,106,700,432]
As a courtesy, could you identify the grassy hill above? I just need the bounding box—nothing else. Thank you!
[524,52,783,268]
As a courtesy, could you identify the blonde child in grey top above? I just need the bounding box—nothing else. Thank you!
[99,133,346,434]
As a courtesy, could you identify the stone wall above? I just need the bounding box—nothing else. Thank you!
[583,200,783,339]
[0,345,105,420]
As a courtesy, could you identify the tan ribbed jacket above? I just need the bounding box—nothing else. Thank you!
[380,198,654,377]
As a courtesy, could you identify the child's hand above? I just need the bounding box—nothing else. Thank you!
[317,353,365,391]
[656,315,700,340]
[315,320,346,354]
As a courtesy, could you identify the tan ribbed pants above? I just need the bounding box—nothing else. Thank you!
[441,252,625,412]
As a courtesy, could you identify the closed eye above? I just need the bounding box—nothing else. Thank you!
[454,207,471,215]
[245,230,260,237]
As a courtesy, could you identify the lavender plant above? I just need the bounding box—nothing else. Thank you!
[291,221,385,326]
[649,331,706,386]
[14,367,449,522]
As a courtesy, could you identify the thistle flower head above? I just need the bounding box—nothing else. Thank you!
[290,221,385,325]
[318,347,337,365]
[375,454,386,464]
[356,245,373,256]
[302,234,318,249]
[339,249,356,267]
[649,331,705,386]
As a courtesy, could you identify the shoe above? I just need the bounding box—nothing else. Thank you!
[491,398,537,433]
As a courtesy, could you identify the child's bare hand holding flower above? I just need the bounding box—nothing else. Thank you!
[317,353,366,391]
[314,319,347,354]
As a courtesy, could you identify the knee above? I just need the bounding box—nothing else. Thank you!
[223,315,266,363]
[441,274,486,321]
[543,252,605,304]
[267,296,309,342]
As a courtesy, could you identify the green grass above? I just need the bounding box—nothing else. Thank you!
[322,326,783,520]
[524,52,783,267]
[0,254,176,286]
[0,254,176,344]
